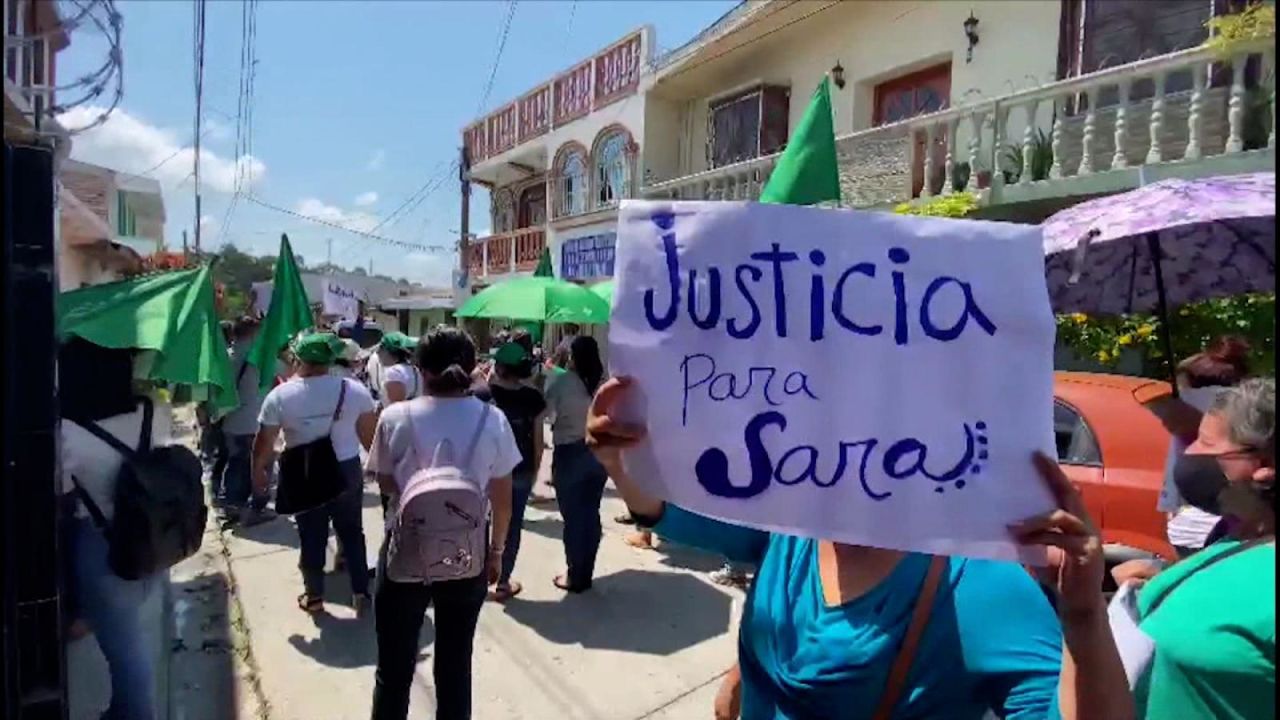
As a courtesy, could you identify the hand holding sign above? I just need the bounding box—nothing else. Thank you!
[608,200,1058,561]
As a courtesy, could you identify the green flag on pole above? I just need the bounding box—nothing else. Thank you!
[57,264,239,412]
[759,76,841,206]
[532,247,554,277]
[248,234,312,390]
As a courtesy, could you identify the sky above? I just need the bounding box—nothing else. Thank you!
[57,0,736,287]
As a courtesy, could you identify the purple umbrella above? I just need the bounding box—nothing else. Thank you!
[1043,171,1275,386]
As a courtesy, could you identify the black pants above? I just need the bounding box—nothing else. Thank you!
[296,459,369,598]
[370,569,487,720]
[553,441,608,590]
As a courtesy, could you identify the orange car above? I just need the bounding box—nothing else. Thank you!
[1052,372,1178,565]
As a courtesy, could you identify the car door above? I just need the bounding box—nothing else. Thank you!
[1053,399,1105,528]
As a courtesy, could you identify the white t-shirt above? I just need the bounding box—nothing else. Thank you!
[1158,385,1227,549]
[382,363,422,402]
[366,396,521,495]
[258,375,376,462]
[364,352,384,399]
[61,399,174,522]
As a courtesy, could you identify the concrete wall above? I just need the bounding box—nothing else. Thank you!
[648,0,1062,183]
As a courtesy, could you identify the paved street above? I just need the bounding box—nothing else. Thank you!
[214,439,741,720]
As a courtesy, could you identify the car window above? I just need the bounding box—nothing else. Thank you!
[1053,400,1102,466]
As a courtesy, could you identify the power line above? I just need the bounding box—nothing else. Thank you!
[242,194,455,253]
[215,0,257,247]
[475,0,519,116]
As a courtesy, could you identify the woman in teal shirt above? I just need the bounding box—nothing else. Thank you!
[588,377,1132,720]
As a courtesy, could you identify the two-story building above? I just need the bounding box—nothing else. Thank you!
[58,159,166,289]
[642,0,1274,218]
[460,28,652,321]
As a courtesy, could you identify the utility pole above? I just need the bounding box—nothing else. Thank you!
[459,145,471,280]
[368,257,373,276]
[326,238,333,269]
[182,230,189,261]
[192,0,207,252]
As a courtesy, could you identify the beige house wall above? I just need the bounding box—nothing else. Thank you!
[647,0,1061,183]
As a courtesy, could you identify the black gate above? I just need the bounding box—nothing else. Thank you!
[1,142,68,719]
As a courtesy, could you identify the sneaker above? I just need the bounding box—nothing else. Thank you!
[239,507,277,527]
[709,566,749,588]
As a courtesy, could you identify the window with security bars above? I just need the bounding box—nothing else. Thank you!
[706,85,790,169]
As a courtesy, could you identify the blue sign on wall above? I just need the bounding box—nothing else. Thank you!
[560,232,616,280]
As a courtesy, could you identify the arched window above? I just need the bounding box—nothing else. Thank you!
[554,145,589,218]
[593,128,632,208]
[492,189,515,233]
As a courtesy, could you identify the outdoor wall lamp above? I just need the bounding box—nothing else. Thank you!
[830,61,845,89]
[963,12,980,64]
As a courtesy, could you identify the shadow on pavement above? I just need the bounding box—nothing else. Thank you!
[521,515,565,540]
[287,609,434,670]
[501,569,731,655]
[654,542,726,574]
[168,569,237,720]
[228,516,299,549]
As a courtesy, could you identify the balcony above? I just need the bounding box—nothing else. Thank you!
[644,39,1276,212]
[465,226,548,281]
[464,30,644,167]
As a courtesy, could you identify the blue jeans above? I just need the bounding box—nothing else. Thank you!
[552,442,608,590]
[498,470,536,586]
[220,433,267,510]
[295,459,369,598]
[71,516,159,720]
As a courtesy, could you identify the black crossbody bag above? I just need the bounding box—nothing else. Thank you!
[275,380,348,515]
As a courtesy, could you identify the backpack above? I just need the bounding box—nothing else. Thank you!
[71,399,207,581]
[384,400,491,584]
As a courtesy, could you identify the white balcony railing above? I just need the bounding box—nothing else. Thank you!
[4,0,54,120]
[644,38,1276,207]
[466,227,548,280]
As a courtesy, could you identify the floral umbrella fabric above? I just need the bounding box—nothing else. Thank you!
[1042,172,1275,316]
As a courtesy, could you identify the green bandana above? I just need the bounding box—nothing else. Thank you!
[493,341,530,366]
[293,332,341,365]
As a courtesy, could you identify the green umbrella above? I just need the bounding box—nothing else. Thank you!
[589,280,615,309]
[456,276,611,324]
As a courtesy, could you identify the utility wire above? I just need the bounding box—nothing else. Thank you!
[192,0,208,250]
[243,194,455,253]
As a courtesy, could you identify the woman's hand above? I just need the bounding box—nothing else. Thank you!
[1111,558,1162,589]
[713,663,742,720]
[486,548,503,585]
[585,376,646,477]
[1010,451,1106,618]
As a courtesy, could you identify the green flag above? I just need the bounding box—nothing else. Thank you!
[58,264,239,412]
[248,234,312,390]
[759,76,841,206]
[532,247,554,277]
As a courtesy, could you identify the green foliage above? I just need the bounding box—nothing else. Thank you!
[1000,128,1054,184]
[1204,2,1275,56]
[1055,293,1275,377]
[893,192,979,218]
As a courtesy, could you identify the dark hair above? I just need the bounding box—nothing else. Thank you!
[232,315,259,340]
[416,327,477,395]
[220,320,235,344]
[1178,335,1251,389]
[569,335,604,395]
[510,328,534,354]
[58,337,138,423]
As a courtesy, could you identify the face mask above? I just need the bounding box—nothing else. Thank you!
[1172,453,1229,514]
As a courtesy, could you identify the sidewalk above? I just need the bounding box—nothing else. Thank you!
[220,448,742,719]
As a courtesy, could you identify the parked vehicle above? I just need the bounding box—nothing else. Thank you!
[1052,372,1177,568]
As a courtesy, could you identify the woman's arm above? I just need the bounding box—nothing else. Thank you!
[356,411,377,451]
[587,377,768,565]
[487,474,513,555]
[532,411,546,471]
[1012,453,1134,720]
[251,425,281,498]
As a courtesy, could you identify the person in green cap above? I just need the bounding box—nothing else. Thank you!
[472,339,547,602]
[252,332,379,614]
[377,332,423,406]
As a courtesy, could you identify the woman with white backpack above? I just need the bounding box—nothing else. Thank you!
[366,327,520,720]
[377,332,423,406]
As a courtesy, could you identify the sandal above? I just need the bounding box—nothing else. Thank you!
[297,594,324,614]
[614,513,637,525]
[487,581,523,603]
[553,575,590,594]
[624,531,654,550]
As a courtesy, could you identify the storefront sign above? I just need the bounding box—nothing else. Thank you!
[561,232,616,280]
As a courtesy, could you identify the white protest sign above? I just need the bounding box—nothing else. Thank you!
[608,200,1057,562]
[323,281,361,322]
[251,281,272,316]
